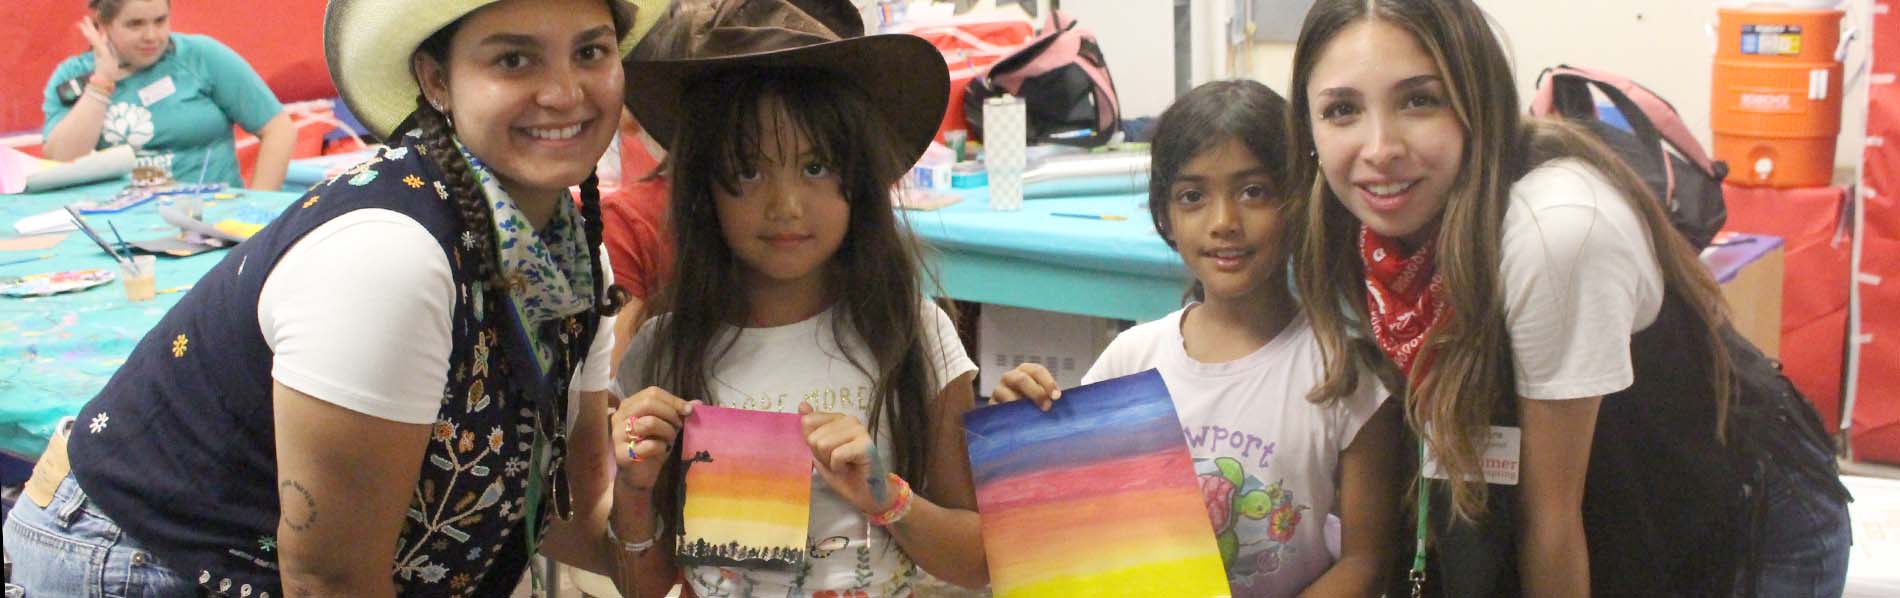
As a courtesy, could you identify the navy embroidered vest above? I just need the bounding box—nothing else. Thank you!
[68,135,601,598]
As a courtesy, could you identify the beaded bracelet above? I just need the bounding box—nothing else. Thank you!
[83,88,111,105]
[867,473,914,526]
[604,512,665,554]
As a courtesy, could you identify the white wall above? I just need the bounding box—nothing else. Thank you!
[1200,0,1874,179]
[1060,0,1180,119]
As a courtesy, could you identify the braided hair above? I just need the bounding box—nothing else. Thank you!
[578,172,632,315]
[411,94,626,341]
[407,6,627,520]
[413,19,627,320]
[410,95,507,294]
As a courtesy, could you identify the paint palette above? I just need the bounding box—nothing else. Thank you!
[0,268,116,297]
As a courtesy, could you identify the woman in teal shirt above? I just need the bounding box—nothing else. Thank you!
[40,0,293,189]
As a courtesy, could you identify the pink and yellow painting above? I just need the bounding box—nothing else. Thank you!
[965,369,1231,597]
[676,404,812,570]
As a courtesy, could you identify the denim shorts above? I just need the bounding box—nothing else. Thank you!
[2,474,195,597]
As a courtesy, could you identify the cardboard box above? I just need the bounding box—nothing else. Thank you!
[975,304,1121,396]
[1705,233,1785,359]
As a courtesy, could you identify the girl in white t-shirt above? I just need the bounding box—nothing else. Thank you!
[607,2,985,597]
[992,79,1401,597]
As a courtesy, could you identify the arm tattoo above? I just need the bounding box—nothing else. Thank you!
[281,479,318,531]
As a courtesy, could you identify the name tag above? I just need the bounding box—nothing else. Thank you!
[1423,425,1521,486]
[139,76,176,106]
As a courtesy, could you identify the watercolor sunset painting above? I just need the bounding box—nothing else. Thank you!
[676,404,812,570]
[965,369,1230,597]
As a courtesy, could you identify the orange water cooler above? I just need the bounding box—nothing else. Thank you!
[1712,2,1847,187]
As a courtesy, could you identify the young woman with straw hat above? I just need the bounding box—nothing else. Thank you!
[3,1,673,596]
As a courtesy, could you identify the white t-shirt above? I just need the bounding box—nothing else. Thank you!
[1500,158,1665,400]
[258,209,616,428]
[616,300,977,598]
[1082,308,1388,597]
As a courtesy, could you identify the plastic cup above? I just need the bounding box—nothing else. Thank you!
[983,95,1027,211]
[175,194,204,221]
[120,255,156,302]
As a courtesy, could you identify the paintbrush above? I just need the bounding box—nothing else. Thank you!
[106,220,131,257]
[63,206,135,271]
[0,254,54,268]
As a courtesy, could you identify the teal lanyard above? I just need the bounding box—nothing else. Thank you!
[1411,441,1430,598]
[522,431,548,594]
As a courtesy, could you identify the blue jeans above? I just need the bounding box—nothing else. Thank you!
[1750,453,1852,598]
[3,474,195,597]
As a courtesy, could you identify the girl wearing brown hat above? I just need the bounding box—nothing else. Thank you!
[610,1,987,596]
[3,1,677,597]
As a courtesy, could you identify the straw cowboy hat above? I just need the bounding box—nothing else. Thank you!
[325,0,670,140]
[623,0,949,167]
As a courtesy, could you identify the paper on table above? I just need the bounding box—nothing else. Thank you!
[0,146,49,194]
[0,145,136,195]
[0,234,68,252]
[14,208,80,236]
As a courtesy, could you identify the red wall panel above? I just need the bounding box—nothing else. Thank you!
[1854,0,1900,462]
[1,0,331,134]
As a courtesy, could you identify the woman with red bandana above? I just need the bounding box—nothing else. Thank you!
[1284,1,1849,597]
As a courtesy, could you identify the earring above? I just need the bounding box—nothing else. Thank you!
[429,98,445,112]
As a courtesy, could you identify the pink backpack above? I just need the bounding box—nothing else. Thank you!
[961,10,1122,147]
[1531,65,1730,249]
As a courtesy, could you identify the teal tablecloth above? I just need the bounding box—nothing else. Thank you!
[905,188,1188,322]
[0,180,300,459]
[0,178,1184,460]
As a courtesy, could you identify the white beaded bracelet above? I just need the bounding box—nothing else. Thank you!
[604,514,665,554]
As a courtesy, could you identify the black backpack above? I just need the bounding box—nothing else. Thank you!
[1532,65,1730,249]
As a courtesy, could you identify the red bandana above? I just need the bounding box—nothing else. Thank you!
[1359,225,1450,382]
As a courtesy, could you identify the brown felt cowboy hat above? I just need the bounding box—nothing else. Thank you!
[622,0,949,167]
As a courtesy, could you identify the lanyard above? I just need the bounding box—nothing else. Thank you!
[522,430,548,594]
[1411,441,1430,598]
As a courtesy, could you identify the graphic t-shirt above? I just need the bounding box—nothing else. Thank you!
[1083,307,1388,597]
[43,34,284,187]
[617,301,977,597]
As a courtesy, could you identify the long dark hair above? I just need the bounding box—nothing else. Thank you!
[641,66,945,532]
[1284,0,1732,520]
[1147,78,1292,304]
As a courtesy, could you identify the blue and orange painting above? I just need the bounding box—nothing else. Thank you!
[964,369,1231,597]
